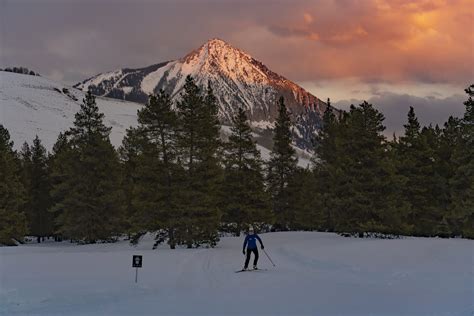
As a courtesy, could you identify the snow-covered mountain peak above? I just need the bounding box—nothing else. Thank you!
[178,38,269,86]
[75,39,333,149]
[186,38,252,63]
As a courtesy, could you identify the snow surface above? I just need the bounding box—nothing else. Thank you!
[0,232,472,316]
[0,71,141,150]
[251,120,274,130]
[141,61,176,95]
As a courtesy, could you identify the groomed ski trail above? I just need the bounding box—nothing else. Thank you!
[0,232,472,315]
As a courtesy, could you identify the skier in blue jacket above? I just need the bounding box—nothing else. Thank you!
[242,226,264,270]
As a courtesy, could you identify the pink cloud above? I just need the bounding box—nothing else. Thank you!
[258,0,473,84]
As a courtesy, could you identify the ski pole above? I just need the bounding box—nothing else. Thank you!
[263,249,276,267]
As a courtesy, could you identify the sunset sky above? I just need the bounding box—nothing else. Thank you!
[1,0,473,134]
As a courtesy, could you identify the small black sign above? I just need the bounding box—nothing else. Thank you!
[132,255,143,268]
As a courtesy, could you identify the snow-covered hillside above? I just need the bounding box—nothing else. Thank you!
[0,232,472,315]
[75,38,330,150]
[0,71,310,167]
[0,71,141,150]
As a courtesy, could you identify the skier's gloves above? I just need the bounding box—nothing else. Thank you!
[261,245,265,250]
[243,249,246,255]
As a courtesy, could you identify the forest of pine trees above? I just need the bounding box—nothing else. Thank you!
[0,78,472,246]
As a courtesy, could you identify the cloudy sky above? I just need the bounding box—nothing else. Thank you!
[1,0,472,135]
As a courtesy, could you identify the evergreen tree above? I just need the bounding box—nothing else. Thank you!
[267,97,298,230]
[50,92,124,243]
[311,99,339,231]
[48,132,71,241]
[449,84,474,238]
[439,116,462,189]
[330,102,408,234]
[128,90,181,248]
[396,107,443,236]
[175,77,222,247]
[0,125,28,245]
[20,142,32,167]
[290,167,324,231]
[19,142,32,215]
[221,108,271,235]
[118,127,147,242]
[312,99,338,165]
[21,136,54,242]
[435,117,462,236]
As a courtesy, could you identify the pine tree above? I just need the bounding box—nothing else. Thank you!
[21,136,54,242]
[118,127,146,242]
[312,99,338,165]
[50,92,124,243]
[19,142,32,216]
[127,90,182,248]
[290,167,324,230]
[0,125,28,245]
[330,102,408,234]
[267,97,298,230]
[221,107,271,235]
[48,132,72,241]
[439,116,462,191]
[311,98,339,231]
[396,107,444,236]
[449,84,474,238]
[175,77,222,247]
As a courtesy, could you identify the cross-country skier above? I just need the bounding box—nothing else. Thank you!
[242,226,264,270]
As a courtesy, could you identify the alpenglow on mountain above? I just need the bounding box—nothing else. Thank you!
[75,38,330,149]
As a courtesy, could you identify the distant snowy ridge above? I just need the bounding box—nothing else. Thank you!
[0,71,310,167]
[75,38,332,150]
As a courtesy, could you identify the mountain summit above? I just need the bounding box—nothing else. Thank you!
[75,38,330,149]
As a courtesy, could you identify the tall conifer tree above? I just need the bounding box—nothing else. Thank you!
[0,125,27,245]
[175,76,222,247]
[330,102,407,234]
[396,107,442,235]
[118,127,146,241]
[221,107,271,234]
[128,90,182,248]
[449,84,474,238]
[267,97,297,230]
[21,136,53,242]
[50,92,124,243]
[311,99,339,231]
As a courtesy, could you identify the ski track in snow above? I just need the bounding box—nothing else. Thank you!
[0,232,472,316]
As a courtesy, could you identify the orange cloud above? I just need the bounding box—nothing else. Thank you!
[261,0,473,84]
[303,13,314,24]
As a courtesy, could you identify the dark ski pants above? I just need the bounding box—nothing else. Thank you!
[244,248,259,268]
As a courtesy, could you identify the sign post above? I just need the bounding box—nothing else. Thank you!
[132,255,143,283]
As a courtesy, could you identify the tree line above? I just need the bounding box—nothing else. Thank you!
[1,78,472,246]
[1,66,40,76]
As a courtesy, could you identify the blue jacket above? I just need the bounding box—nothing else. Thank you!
[243,234,263,250]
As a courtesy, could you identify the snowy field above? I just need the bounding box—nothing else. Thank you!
[0,232,472,316]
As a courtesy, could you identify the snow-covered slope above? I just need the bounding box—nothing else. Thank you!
[1,232,472,315]
[0,71,310,167]
[75,39,330,150]
[0,71,141,150]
